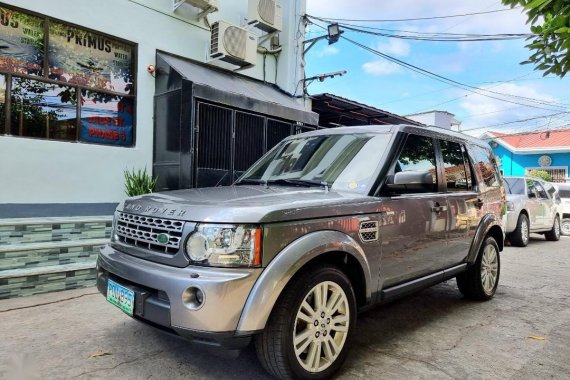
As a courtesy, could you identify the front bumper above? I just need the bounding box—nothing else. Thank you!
[97,244,262,348]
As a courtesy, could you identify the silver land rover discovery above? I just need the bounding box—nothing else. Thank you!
[97,125,505,379]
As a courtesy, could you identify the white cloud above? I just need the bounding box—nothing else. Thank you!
[362,60,401,75]
[374,39,410,57]
[457,83,564,135]
[316,45,340,57]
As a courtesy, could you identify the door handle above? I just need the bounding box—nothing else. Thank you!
[474,198,484,208]
[431,203,447,213]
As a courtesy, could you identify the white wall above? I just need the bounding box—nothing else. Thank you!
[0,0,306,204]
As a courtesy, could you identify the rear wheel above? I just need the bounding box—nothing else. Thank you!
[255,265,356,380]
[545,215,561,241]
[457,236,500,300]
[561,218,570,236]
[509,213,529,247]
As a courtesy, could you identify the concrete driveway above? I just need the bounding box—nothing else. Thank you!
[1,236,569,380]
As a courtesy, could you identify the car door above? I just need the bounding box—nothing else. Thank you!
[438,139,479,264]
[535,181,554,228]
[378,133,449,288]
[525,179,542,229]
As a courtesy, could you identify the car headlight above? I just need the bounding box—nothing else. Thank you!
[185,224,262,267]
[506,201,514,211]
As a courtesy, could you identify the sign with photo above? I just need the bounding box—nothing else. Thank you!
[48,21,133,94]
[0,7,44,75]
[79,90,133,146]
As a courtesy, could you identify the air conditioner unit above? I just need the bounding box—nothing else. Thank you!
[248,0,283,32]
[210,21,257,67]
[173,0,218,12]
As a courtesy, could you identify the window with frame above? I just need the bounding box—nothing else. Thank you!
[0,5,135,146]
[392,134,437,193]
[440,139,473,192]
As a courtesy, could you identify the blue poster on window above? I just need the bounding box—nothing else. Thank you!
[79,93,133,146]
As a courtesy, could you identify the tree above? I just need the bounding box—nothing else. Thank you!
[502,0,570,77]
[528,169,553,181]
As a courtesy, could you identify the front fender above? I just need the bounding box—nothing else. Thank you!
[236,230,372,333]
[467,213,503,263]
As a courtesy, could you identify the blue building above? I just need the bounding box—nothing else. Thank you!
[483,129,570,182]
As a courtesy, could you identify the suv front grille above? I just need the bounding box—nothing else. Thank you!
[116,212,185,254]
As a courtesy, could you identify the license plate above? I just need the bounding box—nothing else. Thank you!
[106,279,135,316]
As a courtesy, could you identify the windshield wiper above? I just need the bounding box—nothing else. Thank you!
[266,179,329,191]
[234,178,267,186]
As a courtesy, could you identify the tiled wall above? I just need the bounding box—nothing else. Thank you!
[0,221,112,246]
[0,269,97,299]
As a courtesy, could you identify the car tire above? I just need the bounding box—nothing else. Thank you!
[545,215,561,241]
[255,265,357,380]
[561,218,570,236]
[457,236,500,301]
[509,213,530,247]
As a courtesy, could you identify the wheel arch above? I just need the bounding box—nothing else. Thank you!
[467,213,504,263]
[236,230,372,333]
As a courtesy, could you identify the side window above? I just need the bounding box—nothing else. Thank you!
[391,134,437,193]
[467,145,500,189]
[534,182,548,199]
[527,180,539,198]
[440,139,472,192]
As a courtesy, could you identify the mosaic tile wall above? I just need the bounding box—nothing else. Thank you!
[0,268,97,299]
[0,244,103,271]
[0,221,112,246]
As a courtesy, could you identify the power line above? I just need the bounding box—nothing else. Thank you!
[305,7,521,23]
[461,111,570,133]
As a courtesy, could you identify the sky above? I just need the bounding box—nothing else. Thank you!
[304,0,570,137]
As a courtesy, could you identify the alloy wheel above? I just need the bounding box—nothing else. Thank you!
[480,244,499,295]
[293,281,350,373]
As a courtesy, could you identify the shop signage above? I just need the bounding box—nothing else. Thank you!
[48,21,133,94]
[80,96,134,146]
[0,7,44,75]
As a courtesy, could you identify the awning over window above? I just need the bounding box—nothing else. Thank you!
[157,52,318,125]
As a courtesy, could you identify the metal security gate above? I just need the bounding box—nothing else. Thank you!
[526,167,568,183]
[195,101,308,188]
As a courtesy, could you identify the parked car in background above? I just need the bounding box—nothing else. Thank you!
[503,176,561,246]
[97,125,505,380]
[555,183,570,235]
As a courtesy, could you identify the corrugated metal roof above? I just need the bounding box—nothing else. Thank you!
[489,128,570,148]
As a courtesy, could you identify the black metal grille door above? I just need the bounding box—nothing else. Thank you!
[235,112,265,180]
[267,119,293,151]
[196,103,232,187]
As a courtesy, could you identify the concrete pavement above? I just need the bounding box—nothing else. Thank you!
[1,236,569,379]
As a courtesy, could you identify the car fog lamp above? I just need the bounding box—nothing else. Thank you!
[506,201,514,211]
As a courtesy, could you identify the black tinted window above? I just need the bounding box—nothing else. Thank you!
[440,140,472,192]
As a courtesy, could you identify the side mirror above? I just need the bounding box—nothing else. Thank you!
[387,171,435,193]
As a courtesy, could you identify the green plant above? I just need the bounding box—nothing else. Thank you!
[124,168,157,196]
[527,169,553,182]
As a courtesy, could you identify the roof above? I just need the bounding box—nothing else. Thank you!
[405,110,456,117]
[310,93,424,128]
[158,52,318,125]
[485,128,570,154]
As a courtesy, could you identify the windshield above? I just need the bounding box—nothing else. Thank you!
[236,133,391,194]
[503,177,525,195]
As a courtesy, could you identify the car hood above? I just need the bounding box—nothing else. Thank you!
[119,185,379,223]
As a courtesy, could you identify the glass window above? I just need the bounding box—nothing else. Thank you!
[0,7,44,76]
[534,182,548,199]
[238,133,391,194]
[10,77,76,140]
[468,145,500,188]
[394,134,437,191]
[440,140,472,192]
[79,90,133,146]
[48,22,134,94]
[504,177,526,195]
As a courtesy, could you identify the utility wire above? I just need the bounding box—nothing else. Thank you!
[305,7,521,23]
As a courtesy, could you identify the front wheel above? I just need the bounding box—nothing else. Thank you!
[509,213,529,247]
[457,236,500,300]
[561,218,570,236]
[255,265,357,380]
[545,215,561,241]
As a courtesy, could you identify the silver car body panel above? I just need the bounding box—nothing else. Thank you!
[237,230,372,332]
[98,244,262,332]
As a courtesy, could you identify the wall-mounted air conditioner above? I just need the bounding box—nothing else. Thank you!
[248,0,283,32]
[210,21,257,67]
[173,0,218,13]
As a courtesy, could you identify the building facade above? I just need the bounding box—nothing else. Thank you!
[0,0,314,216]
[485,129,570,182]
